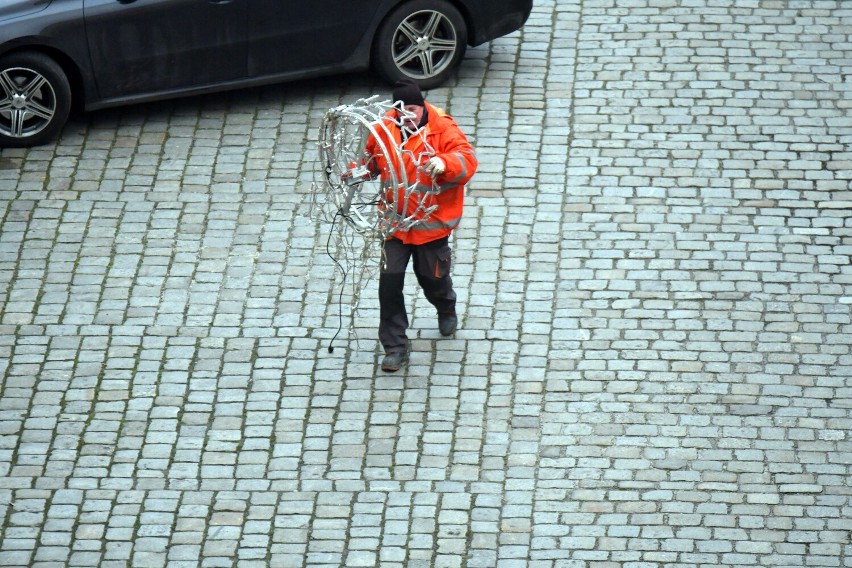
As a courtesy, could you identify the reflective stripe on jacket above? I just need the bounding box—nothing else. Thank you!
[366,102,477,245]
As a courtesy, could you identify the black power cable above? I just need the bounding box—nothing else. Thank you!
[325,209,347,354]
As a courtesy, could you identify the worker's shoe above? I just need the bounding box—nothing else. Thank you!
[438,313,457,336]
[381,350,409,372]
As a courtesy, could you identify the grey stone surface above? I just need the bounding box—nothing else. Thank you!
[1,0,851,566]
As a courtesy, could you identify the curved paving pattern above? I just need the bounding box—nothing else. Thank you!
[0,1,850,567]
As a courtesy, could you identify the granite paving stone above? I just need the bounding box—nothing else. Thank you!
[1,0,851,566]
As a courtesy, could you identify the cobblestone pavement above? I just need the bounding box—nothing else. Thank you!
[1,1,851,567]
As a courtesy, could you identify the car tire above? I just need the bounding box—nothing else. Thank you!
[0,52,71,148]
[372,0,467,90]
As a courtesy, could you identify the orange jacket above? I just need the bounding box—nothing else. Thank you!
[365,102,477,245]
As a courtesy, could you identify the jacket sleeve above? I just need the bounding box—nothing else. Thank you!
[364,133,378,175]
[364,130,386,178]
[433,117,478,188]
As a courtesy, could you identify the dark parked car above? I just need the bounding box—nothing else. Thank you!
[0,0,532,147]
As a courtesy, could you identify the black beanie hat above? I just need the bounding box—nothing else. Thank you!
[392,78,425,107]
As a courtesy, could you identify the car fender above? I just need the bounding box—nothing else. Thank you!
[0,0,53,22]
[0,0,99,108]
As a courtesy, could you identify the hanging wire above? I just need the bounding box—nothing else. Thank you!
[309,96,440,352]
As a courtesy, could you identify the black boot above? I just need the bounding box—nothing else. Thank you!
[438,313,457,336]
[381,349,409,372]
[417,273,457,336]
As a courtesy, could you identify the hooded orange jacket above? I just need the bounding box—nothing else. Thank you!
[365,102,477,245]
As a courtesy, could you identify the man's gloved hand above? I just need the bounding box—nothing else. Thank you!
[422,156,446,177]
[342,162,372,186]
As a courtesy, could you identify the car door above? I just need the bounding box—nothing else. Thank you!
[247,0,381,77]
[0,0,53,21]
[82,0,248,100]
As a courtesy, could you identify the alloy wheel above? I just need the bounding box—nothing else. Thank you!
[0,66,58,140]
[392,10,459,80]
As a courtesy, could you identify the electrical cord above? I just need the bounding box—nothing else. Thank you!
[323,182,381,354]
[326,209,347,353]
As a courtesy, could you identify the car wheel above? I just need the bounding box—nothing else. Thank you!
[373,0,467,90]
[0,52,71,148]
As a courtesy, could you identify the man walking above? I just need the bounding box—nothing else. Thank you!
[365,79,478,372]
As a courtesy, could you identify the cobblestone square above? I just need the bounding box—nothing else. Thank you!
[1,1,850,567]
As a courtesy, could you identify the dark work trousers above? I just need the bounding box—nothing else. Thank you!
[379,236,457,354]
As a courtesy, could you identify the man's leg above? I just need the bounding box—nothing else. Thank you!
[379,238,411,363]
[413,237,457,335]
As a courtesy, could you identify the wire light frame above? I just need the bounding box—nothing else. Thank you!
[311,95,440,348]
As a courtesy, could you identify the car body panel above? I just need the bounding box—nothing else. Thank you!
[462,0,533,46]
[0,0,533,113]
[0,0,53,21]
[83,0,248,99]
[0,0,95,101]
[247,0,383,76]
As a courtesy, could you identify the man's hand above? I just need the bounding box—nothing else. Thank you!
[343,163,372,186]
[422,156,446,177]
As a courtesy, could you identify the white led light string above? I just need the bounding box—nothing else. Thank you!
[310,96,440,350]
